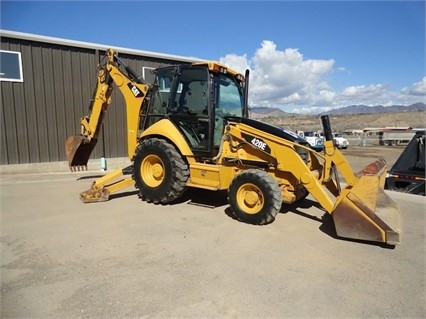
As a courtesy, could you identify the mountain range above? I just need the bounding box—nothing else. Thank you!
[250,102,425,117]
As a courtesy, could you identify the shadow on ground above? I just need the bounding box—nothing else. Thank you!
[73,179,395,248]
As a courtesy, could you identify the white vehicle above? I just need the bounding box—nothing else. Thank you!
[332,133,349,149]
[297,131,324,151]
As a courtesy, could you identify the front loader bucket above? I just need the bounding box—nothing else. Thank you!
[65,135,97,170]
[332,159,402,245]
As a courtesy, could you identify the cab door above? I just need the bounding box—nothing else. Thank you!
[167,66,214,157]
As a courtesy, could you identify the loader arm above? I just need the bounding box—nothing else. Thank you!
[219,118,341,213]
[218,116,401,244]
[66,49,151,169]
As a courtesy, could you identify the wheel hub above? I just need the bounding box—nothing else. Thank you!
[142,155,165,188]
[237,183,264,214]
[244,190,260,207]
[152,163,164,179]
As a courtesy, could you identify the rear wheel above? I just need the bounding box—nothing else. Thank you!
[228,169,282,225]
[133,138,189,204]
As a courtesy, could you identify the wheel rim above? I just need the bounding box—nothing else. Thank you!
[236,183,264,214]
[141,154,165,188]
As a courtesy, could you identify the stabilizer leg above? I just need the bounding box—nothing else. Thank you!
[80,166,135,203]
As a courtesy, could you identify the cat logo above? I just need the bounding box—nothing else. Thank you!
[127,83,144,98]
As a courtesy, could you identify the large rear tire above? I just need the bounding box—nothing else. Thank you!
[133,138,189,204]
[228,169,282,225]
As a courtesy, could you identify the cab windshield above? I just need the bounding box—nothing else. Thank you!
[216,74,244,117]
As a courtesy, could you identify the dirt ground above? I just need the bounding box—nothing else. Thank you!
[1,145,424,318]
[254,111,426,133]
[341,144,405,172]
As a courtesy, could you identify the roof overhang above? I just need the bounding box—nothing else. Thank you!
[0,29,206,63]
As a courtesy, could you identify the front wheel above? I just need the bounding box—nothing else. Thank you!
[228,169,282,225]
[133,138,189,204]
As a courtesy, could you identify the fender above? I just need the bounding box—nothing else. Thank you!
[139,119,194,157]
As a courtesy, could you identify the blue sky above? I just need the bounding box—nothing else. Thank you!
[1,0,425,113]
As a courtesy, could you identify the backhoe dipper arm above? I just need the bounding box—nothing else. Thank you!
[65,49,151,169]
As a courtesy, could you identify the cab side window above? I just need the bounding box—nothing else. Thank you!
[173,67,209,116]
[170,67,211,151]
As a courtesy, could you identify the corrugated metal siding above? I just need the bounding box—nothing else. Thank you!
[0,35,193,165]
[1,38,28,164]
[1,38,98,164]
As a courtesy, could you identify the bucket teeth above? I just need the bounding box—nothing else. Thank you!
[69,165,88,172]
[65,135,97,171]
[356,158,386,176]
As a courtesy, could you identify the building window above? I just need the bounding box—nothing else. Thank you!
[0,50,23,82]
[142,66,155,84]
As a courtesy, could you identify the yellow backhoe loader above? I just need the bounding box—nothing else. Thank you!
[66,49,402,245]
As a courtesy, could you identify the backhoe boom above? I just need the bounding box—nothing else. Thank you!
[65,49,151,170]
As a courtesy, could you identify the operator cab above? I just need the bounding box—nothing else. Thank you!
[145,63,246,158]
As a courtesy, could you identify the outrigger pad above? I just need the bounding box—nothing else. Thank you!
[80,188,110,203]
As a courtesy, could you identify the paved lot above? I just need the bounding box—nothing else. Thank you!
[1,147,425,318]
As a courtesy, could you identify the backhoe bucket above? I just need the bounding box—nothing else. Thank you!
[65,135,97,170]
[332,159,402,245]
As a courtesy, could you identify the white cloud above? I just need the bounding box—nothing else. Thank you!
[219,40,424,113]
[339,84,388,102]
[401,77,426,96]
[219,53,250,75]
[340,84,385,96]
[220,40,335,109]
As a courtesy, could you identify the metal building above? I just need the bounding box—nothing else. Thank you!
[0,30,200,165]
